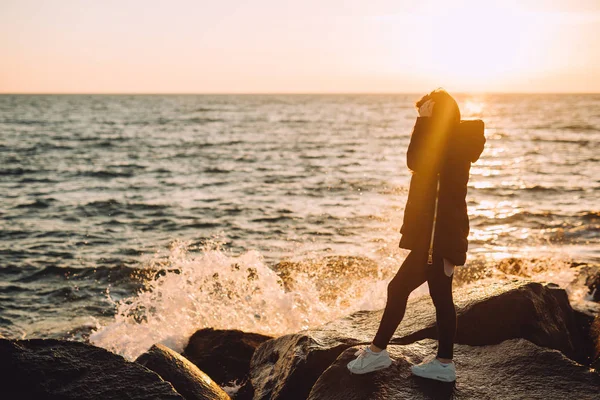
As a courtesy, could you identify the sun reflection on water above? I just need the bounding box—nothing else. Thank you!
[463,99,485,117]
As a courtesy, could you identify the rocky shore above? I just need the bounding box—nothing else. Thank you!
[1,279,599,399]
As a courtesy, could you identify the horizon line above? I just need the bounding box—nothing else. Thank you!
[1,91,599,95]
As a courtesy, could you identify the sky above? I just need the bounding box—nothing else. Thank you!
[1,0,600,93]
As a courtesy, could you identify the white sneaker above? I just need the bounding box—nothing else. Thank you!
[411,357,456,382]
[347,346,392,374]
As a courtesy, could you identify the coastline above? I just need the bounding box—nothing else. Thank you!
[2,272,599,399]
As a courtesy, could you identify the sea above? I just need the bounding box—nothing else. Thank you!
[1,93,598,361]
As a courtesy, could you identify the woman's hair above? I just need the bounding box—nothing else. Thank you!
[416,88,461,125]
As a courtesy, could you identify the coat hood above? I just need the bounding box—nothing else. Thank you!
[451,119,486,163]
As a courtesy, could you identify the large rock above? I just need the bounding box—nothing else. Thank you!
[250,280,587,400]
[308,339,600,400]
[591,315,600,371]
[136,343,230,400]
[250,330,362,400]
[327,280,586,360]
[183,328,272,398]
[583,267,600,302]
[571,304,600,366]
[0,339,183,400]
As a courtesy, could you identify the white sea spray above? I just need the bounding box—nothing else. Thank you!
[89,241,393,360]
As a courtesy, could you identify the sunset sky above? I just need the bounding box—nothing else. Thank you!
[1,0,599,93]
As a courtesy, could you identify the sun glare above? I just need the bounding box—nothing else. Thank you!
[418,2,549,91]
[463,99,485,116]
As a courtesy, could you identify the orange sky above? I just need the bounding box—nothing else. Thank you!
[1,0,599,93]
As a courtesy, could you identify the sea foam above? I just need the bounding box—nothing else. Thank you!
[90,240,592,361]
[89,241,393,360]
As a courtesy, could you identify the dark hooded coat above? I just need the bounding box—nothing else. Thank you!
[399,117,486,266]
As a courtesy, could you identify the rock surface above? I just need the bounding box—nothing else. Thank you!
[250,280,588,400]
[183,328,272,398]
[331,281,585,359]
[572,305,600,366]
[250,331,362,400]
[591,315,600,371]
[0,339,183,400]
[308,339,600,400]
[183,328,272,385]
[136,343,230,400]
[585,270,600,302]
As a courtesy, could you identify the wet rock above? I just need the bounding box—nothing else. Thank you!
[183,328,272,399]
[136,343,230,400]
[572,263,600,302]
[250,331,362,400]
[572,304,600,366]
[250,280,587,400]
[591,315,600,371]
[308,339,600,400]
[329,280,586,360]
[586,271,600,302]
[0,339,183,400]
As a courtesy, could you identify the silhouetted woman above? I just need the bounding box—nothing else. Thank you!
[347,89,485,382]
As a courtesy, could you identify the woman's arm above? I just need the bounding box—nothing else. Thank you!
[406,117,433,172]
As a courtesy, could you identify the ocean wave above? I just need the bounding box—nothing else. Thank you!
[473,185,584,194]
[40,286,91,302]
[530,137,593,145]
[558,124,598,132]
[0,284,30,294]
[580,211,600,221]
[471,210,600,235]
[523,185,583,193]
[87,241,588,361]
[76,200,171,215]
[278,119,311,124]
[30,230,79,239]
[531,123,599,132]
[88,242,395,360]
[18,177,59,184]
[76,169,139,179]
[184,117,225,124]
[14,264,139,284]
[2,94,599,346]
[203,167,230,174]
[474,210,598,223]
[122,117,225,125]
[251,215,295,223]
[193,107,234,112]
[1,118,49,125]
[14,199,56,209]
[0,167,45,176]
[180,221,222,229]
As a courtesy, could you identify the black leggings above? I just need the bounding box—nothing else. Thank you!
[372,250,456,359]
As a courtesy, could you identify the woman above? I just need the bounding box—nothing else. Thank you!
[347,89,485,382]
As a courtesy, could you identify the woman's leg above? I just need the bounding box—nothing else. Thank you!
[426,253,456,360]
[372,251,428,349]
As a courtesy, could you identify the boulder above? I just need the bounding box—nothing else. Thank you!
[183,328,272,399]
[135,343,230,400]
[572,305,600,366]
[0,339,183,400]
[591,315,600,371]
[327,280,586,360]
[250,330,362,400]
[570,263,600,302]
[250,280,587,400]
[309,339,600,400]
[585,270,600,302]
